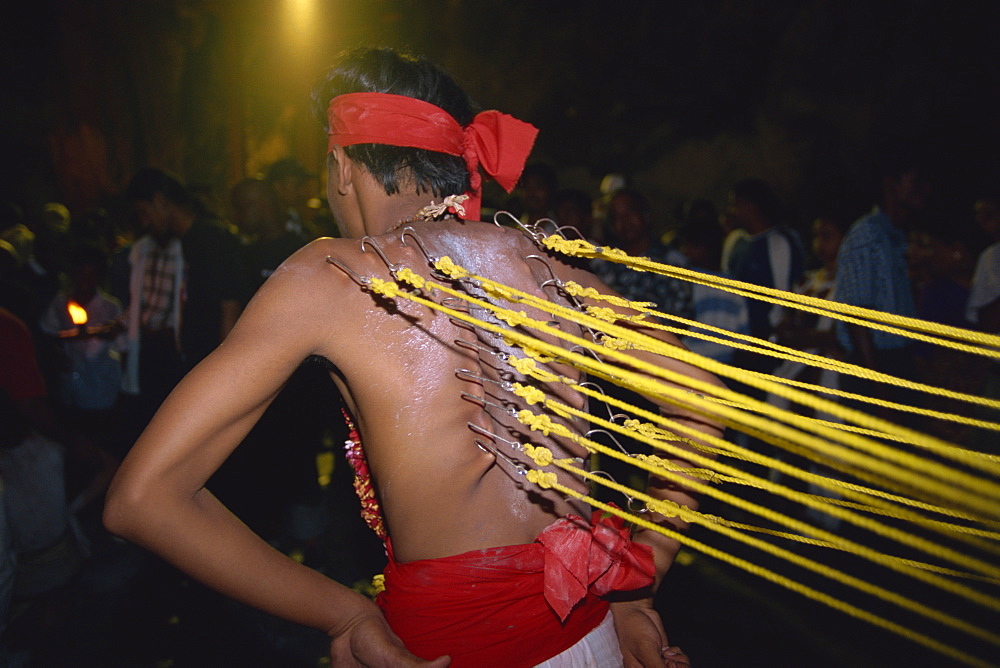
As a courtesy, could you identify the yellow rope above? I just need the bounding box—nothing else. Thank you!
[571,462,1000,584]
[421,263,1000,489]
[355,252,1000,666]
[564,281,1000,415]
[515,394,1000,591]
[522,465,998,666]
[545,235,1000,350]
[373,277,992,572]
[375,270,1000,528]
[575,369,1000,562]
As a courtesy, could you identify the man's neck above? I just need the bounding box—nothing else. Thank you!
[362,191,452,235]
[881,199,909,230]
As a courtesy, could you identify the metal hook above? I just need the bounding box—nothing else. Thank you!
[493,210,546,243]
[468,422,524,452]
[455,369,515,393]
[440,297,471,313]
[588,469,636,507]
[525,254,590,313]
[399,227,445,270]
[360,236,404,276]
[474,439,528,476]
[525,254,560,283]
[461,392,518,417]
[570,346,604,363]
[577,381,624,423]
[584,429,631,455]
[551,224,587,241]
[325,256,371,287]
[453,337,510,362]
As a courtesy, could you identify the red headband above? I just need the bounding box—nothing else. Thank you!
[327,92,538,221]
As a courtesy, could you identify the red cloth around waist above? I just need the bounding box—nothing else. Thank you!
[377,511,654,667]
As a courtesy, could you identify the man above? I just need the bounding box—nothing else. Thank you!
[721,178,805,344]
[113,169,243,456]
[668,222,750,365]
[231,177,306,298]
[966,193,1000,452]
[834,153,926,386]
[125,168,243,370]
[105,48,718,666]
[592,188,695,322]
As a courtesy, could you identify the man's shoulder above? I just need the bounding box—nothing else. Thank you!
[981,241,1000,264]
[842,210,892,250]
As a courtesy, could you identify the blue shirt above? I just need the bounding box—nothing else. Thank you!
[834,207,915,351]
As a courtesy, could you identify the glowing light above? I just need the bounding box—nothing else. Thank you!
[67,300,88,325]
[284,0,315,48]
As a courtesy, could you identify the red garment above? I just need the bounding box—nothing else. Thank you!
[327,92,538,221]
[0,307,47,402]
[377,512,654,667]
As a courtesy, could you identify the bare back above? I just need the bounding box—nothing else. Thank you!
[283,220,597,562]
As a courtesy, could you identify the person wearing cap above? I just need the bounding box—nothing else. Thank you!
[105,48,717,667]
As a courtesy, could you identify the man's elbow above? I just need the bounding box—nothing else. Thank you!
[102,479,149,542]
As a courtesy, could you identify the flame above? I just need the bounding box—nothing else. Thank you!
[67,300,88,326]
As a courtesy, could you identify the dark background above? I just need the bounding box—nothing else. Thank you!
[4,0,1000,230]
[2,2,998,665]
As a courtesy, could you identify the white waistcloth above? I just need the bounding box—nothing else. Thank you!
[534,611,622,668]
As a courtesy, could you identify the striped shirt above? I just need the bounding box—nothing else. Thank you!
[140,243,181,330]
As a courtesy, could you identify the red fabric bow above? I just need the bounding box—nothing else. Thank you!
[537,511,655,621]
[327,92,538,221]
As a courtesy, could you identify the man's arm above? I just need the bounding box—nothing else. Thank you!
[219,298,241,341]
[103,244,446,667]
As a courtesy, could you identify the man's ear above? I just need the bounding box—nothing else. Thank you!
[329,146,353,196]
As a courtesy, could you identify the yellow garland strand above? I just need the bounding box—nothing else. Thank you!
[524,464,997,666]
[544,235,1000,350]
[421,262,1000,495]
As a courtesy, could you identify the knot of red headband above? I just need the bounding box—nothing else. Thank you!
[327,92,538,221]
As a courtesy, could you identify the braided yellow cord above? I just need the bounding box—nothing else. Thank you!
[427,262,1000,486]
[566,280,1000,418]
[383,269,1000,526]
[517,394,1000,591]
[545,235,1000,350]
[374,272,992,572]
[570,462,1000,584]
[563,364,1000,564]
[355,253,1000,665]
[525,466,998,666]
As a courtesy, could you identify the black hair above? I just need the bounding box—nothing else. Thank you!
[312,47,476,198]
[66,241,110,280]
[553,189,592,214]
[876,141,925,182]
[678,198,718,226]
[521,163,558,192]
[231,177,279,207]
[125,167,200,213]
[610,188,651,216]
[731,178,781,223]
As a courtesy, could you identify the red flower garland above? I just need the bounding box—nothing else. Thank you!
[341,408,387,542]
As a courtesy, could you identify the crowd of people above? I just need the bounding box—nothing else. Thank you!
[1,47,998,666]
